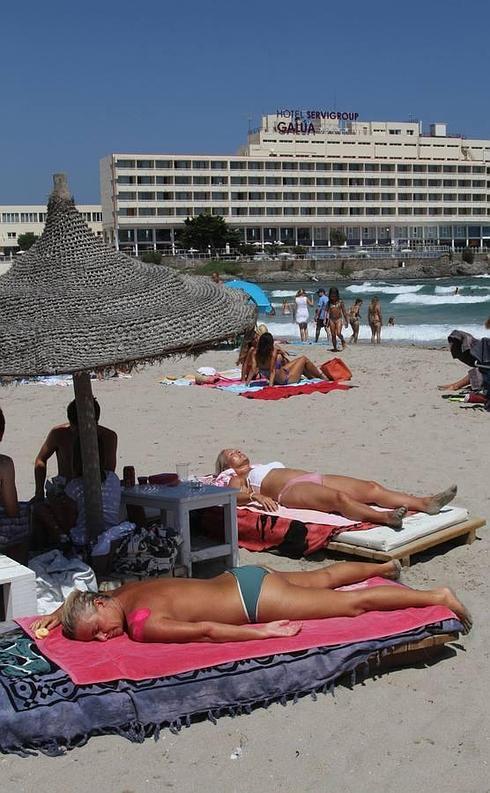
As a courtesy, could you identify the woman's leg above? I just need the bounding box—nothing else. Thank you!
[259,575,472,631]
[280,482,407,528]
[321,475,457,515]
[278,356,326,384]
[273,559,401,589]
[369,322,375,343]
[438,374,470,391]
[376,323,382,344]
[336,320,346,349]
[329,319,338,350]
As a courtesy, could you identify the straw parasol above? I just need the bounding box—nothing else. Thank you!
[0,174,256,542]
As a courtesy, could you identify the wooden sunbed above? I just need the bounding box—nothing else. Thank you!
[327,516,485,568]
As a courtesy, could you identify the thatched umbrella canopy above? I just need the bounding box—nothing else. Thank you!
[0,174,256,543]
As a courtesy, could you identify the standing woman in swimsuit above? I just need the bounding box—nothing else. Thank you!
[245,332,326,386]
[368,296,383,344]
[348,298,363,344]
[215,449,458,530]
[328,287,349,351]
[294,289,314,342]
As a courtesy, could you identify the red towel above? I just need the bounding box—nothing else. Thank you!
[17,578,455,685]
[241,381,349,400]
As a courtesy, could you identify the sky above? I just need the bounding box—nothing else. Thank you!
[1,0,489,203]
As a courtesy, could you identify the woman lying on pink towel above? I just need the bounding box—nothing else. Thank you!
[215,449,457,529]
[31,558,472,643]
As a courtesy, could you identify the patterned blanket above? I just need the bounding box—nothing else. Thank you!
[0,620,460,755]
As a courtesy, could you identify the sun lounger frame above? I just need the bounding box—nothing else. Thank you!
[326,517,485,568]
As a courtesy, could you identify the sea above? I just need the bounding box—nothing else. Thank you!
[262,276,490,346]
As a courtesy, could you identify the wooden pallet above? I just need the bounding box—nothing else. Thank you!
[327,517,485,568]
[366,632,459,673]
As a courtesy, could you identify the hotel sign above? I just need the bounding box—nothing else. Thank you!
[274,108,359,134]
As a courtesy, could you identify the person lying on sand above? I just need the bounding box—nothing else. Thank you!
[215,449,457,529]
[31,559,472,642]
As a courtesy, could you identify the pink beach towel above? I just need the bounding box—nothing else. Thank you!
[17,578,456,685]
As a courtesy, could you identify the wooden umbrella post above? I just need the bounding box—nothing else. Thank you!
[72,370,105,543]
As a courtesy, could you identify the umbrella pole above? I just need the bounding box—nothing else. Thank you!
[72,371,105,544]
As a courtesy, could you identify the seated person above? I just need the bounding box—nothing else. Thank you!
[33,398,117,501]
[32,437,121,549]
[0,408,30,557]
[215,449,457,529]
[438,329,488,392]
[31,559,472,641]
[245,332,326,386]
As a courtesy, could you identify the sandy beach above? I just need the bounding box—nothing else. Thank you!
[1,342,488,793]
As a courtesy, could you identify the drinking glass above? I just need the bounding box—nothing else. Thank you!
[176,462,190,483]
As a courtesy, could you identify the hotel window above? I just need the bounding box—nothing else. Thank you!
[266,207,282,215]
[381,193,395,201]
[365,193,380,201]
[349,207,364,215]
[349,178,364,186]
[7,231,17,237]
[248,192,264,200]
[265,161,281,170]
[137,160,154,169]
[316,177,331,186]
[380,178,395,186]
[413,165,427,173]
[138,192,155,200]
[212,192,228,200]
[398,208,413,215]
[443,179,456,187]
[299,177,314,185]
[316,192,332,201]
[211,161,228,170]
[283,192,298,200]
[137,176,154,185]
[458,166,471,173]
[174,160,191,169]
[429,208,442,215]
[428,165,442,173]
[366,207,380,215]
[117,175,135,184]
[458,194,471,202]
[414,208,427,215]
[300,207,316,215]
[230,162,245,170]
[398,194,411,201]
[248,162,264,170]
[299,162,315,171]
[265,177,281,185]
[428,179,442,187]
[231,192,247,200]
[348,163,363,171]
[2,213,20,222]
[192,160,209,169]
[382,208,395,215]
[349,193,364,201]
[156,176,174,185]
[443,165,456,173]
[231,177,247,185]
[138,208,156,216]
[175,191,192,200]
[211,176,228,185]
[413,193,426,201]
[157,207,174,216]
[333,163,348,171]
[249,207,265,215]
[283,177,298,185]
[117,208,136,216]
[20,212,38,222]
[176,207,192,216]
[473,194,483,202]
[380,164,395,172]
[472,166,485,174]
[333,207,348,215]
[231,207,248,215]
[212,207,228,215]
[458,179,471,187]
[300,192,314,200]
[315,163,331,171]
[317,207,332,215]
[156,192,174,200]
[284,207,299,215]
[397,164,411,172]
[365,178,379,186]
[282,162,298,171]
[472,180,485,187]
[428,194,442,202]
[115,159,135,168]
[193,176,210,185]
[365,164,379,172]
[155,160,172,169]
[398,179,412,187]
[333,192,347,201]
[248,177,264,185]
[413,179,427,187]
[193,192,211,200]
[266,192,282,200]
[333,178,347,186]
[175,176,191,185]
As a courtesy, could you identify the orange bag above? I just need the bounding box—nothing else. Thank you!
[320,357,352,381]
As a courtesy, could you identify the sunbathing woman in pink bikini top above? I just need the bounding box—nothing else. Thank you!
[215,449,458,529]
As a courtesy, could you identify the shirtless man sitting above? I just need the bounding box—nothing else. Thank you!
[31,560,472,642]
[0,408,30,559]
[0,408,19,520]
[33,398,117,501]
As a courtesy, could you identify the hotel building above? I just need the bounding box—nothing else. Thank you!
[0,205,103,256]
[100,112,490,255]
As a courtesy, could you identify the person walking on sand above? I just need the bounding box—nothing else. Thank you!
[368,296,383,344]
[328,287,349,351]
[348,298,362,344]
[314,288,330,343]
[294,288,313,342]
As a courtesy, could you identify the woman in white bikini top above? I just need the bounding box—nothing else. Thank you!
[214,448,458,529]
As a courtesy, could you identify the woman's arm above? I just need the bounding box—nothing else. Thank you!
[269,349,279,386]
[307,296,314,306]
[245,351,258,385]
[31,605,63,632]
[135,617,302,643]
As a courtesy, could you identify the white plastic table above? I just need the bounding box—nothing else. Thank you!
[121,483,239,577]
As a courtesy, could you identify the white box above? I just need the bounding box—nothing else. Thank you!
[0,554,37,631]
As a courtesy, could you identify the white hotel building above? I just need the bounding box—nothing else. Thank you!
[100,112,490,255]
[0,205,103,256]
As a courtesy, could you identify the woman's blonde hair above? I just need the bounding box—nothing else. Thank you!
[215,449,232,474]
[61,590,108,639]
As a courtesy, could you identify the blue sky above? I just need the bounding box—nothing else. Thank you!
[1,0,489,203]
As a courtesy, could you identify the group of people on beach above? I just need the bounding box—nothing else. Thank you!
[284,287,392,348]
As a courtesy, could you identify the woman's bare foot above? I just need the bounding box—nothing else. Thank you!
[385,506,408,529]
[437,587,473,634]
[425,485,457,515]
[380,559,402,580]
[438,383,459,391]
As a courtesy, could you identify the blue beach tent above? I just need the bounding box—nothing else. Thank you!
[225,279,273,314]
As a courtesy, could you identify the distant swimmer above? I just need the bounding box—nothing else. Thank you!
[454,287,460,295]
[388,316,395,326]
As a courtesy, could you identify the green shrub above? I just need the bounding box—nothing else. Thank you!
[141,250,163,265]
[194,260,242,276]
[462,247,475,264]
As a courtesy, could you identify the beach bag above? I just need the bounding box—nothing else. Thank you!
[320,358,352,381]
[112,523,182,578]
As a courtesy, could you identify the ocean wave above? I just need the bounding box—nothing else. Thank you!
[391,293,490,305]
[475,274,490,278]
[271,289,299,297]
[266,321,484,343]
[346,282,423,294]
[434,286,460,294]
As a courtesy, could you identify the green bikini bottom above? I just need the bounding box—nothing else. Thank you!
[228,565,269,623]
